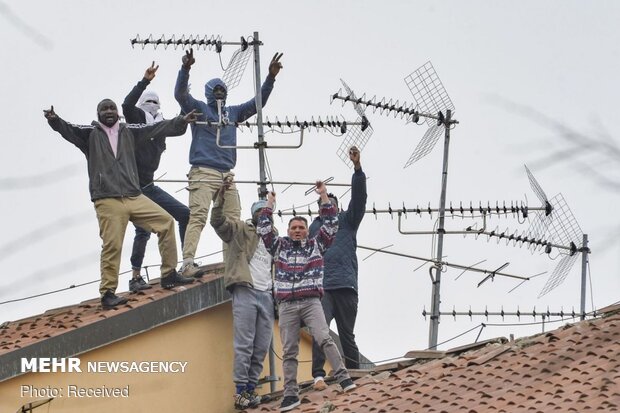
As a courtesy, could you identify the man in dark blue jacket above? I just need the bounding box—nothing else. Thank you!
[122,62,190,293]
[309,146,367,389]
[174,48,283,277]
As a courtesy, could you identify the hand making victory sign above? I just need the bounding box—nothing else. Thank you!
[182,48,195,70]
[144,61,159,81]
[269,52,284,78]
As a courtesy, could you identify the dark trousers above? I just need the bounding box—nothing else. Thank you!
[130,184,190,270]
[312,288,360,377]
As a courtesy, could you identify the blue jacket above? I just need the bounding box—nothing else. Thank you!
[309,168,367,291]
[174,69,275,171]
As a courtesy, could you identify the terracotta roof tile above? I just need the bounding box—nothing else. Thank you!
[256,312,620,412]
[0,263,224,357]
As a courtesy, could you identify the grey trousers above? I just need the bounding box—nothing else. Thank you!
[279,297,350,397]
[232,285,275,386]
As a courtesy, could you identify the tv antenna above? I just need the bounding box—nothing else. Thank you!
[131,32,371,198]
[331,62,590,348]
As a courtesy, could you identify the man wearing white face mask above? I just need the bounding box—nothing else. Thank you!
[122,62,191,293]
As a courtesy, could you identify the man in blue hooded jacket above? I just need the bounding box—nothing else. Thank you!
[174,48,283,277]
[309,146,367,390]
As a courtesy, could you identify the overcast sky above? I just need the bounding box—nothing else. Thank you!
[1,0,619,362]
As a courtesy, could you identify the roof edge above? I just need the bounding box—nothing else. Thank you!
[0,276,230,383]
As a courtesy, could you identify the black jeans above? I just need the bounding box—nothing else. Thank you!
[130,184,190,269]
[312,288,360,377]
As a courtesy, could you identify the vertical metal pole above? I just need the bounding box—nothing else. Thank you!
[428,110,452,349]
[252,31,276,392]
[580,234,589,320]
[253,31,268,200]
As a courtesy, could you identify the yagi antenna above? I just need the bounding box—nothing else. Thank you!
[130,34,252,90]
[332,62,456,168]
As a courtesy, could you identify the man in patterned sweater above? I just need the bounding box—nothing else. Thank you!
[257,182,356,412]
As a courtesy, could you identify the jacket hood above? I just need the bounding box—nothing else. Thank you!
[205,78,227,105]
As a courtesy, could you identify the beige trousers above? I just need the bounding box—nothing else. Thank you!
[94,195,177,295]
[182,166,240,260]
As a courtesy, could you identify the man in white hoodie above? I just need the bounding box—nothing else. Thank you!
[122,62,191,292]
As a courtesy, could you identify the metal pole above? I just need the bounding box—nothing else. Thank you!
[251,31,276,392]
[580,233,589,320]
[428,110,453,349]
[253,31,268,200]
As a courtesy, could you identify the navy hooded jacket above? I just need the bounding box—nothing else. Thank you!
[174,68,275,171]
[309,168,367,291]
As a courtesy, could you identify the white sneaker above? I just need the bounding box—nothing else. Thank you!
[313,376,327,391]
[179,262,205,278]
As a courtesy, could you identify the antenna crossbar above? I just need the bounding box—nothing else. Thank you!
[130,34,250,50]
[357,245,529,281]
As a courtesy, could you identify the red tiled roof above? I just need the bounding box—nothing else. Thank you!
[0,263,224,357]
[257,307,620,412]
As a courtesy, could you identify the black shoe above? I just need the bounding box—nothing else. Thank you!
[279,395,300,412]
[339,378,356,392]
[129,276,152,292]
[101,291,128,309]
[160,270,195,289]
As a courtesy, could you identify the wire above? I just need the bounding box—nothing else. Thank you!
[217,50,226,71]
[0,249,223,306]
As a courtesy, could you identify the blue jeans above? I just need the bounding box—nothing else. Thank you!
[312,288,360,377]
[232,285,275,386]
[130,184,190,270]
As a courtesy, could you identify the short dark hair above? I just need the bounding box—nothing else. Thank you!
[317,193,338,208]
[288,216,308,228]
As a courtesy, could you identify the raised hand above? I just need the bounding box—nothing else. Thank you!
[268,52,284,77]
[182,48,195,69]
[144,61,159,81]
[267,191,276,209]
[349,145,361,169]
[43,105,57,120]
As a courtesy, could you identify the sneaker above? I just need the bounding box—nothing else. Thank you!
[233,391,252,410]
[313,376,327,391]
[160,270,195,289]
[339,378,356,392]
[247,390,261,408]
[129,276,152,292]
[279,396,300,412]
[179,262,206,278]
[101,291,128,309]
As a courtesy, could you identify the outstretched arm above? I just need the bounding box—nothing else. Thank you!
[234,52,283,121]
[130,110,199,144]
[43,106,92,154]
[345,146,367,228]
[314,181,339,254]
[257,191,281,256]
[174,49,201,114]
[122,61,159,124]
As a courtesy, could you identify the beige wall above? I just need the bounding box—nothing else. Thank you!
[0,302,320,413]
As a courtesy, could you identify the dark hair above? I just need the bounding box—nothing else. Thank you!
[317,193,338,208]
[288,216,308,227]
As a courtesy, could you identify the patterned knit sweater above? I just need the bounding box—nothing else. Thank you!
[257,203,338,302]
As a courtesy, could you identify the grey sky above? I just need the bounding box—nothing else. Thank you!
[1,0,618,362]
